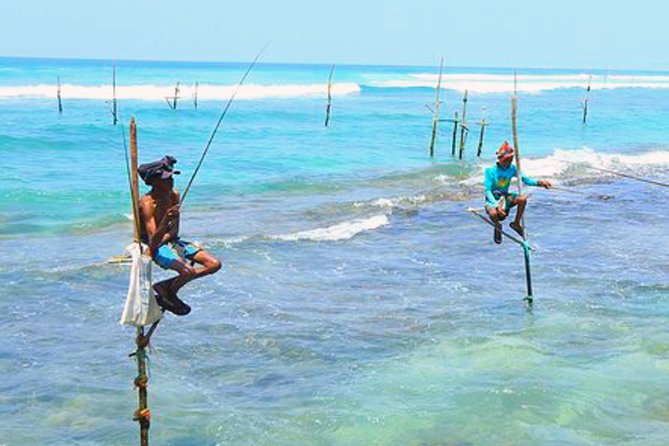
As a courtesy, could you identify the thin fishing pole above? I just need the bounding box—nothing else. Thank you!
[180,44,268,205]
[588,166,669,188]
[120,114,133,203]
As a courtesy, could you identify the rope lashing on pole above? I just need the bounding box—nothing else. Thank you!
[180,44,268,206]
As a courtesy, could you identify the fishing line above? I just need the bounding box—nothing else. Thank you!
[180,44,268,206]
[588,166,669,188]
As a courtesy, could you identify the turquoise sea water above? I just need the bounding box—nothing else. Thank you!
[1,57,669,445]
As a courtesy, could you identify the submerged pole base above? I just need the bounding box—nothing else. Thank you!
[523,296,533,308]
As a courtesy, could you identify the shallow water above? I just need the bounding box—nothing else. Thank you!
[1,58,669,445]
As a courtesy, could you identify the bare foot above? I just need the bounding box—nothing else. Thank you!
[510,221,524,238]
[153,282,191,316]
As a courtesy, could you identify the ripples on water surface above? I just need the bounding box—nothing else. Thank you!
[1,58,669,445]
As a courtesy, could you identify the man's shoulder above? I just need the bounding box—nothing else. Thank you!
[139,193,155,208]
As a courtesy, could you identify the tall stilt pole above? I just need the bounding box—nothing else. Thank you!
[324,65,335,127]
[476,107,487,157]
[511,72,533,306]
[428,57,444,157]
[582,75,591,124]
[57,77,63,114]
[129,118,151,445]
[112,63,118,125]
[458,90,468,160]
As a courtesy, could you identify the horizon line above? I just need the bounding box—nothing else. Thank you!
[1,55,668,75]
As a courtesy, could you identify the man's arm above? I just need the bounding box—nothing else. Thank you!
[167,190,180,240]
[484,168,499,207]
[521,173,552,189]
[140,196,176,256]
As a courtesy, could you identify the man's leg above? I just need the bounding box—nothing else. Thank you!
[152,258,194,315]
[487,207,503,244]
[510,195,527,236]
[167,249,222,295]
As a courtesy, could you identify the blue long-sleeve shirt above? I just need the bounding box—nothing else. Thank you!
[484,163,538,207]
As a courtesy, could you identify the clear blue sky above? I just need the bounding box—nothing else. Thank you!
[0,0,666,70]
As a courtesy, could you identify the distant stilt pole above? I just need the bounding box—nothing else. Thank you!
[450,112,459,156]
[324,65,335,127]
[428,57,444,157]
[458,90,468,160]
[511,71,533,305]
[582,75,591,124]
[165,82,180,110]
[129,118,151,446]
[57,77,63,114]
[193,81,199,110]
[476,107,487,157]
[112,63,118,125]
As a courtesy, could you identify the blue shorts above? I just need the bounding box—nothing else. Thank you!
[153,239,201,270]
[485,191,519,214]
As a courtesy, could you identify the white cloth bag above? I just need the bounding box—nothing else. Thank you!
[120,242,163,327]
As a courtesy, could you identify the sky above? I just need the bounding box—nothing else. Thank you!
[0,0,666,70]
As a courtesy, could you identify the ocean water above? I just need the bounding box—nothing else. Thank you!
[1,57,669,445]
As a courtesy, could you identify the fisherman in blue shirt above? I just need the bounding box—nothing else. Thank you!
[485,141,552,244]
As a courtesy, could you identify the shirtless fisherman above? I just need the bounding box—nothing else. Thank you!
[485,141,553,244]
[138,155,221,315]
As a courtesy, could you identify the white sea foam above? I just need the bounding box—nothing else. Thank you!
[522,148,669,178]
[454,148,669,185]
[271,214,389,242]
[370,73,669,94]
[0,82,361,101]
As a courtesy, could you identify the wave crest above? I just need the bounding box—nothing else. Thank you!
[370,73,669,94]
[0,82,361,101]
[270,214,389,242]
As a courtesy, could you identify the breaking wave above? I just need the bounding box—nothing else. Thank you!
[0,82,361,101]
[370,73,669,94]
[269,214,390,242]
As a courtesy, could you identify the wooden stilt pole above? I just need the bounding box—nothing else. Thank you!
[511,71,533,305]
[582,75,591,124]
[165,82,180,110]
[458,90,468,160]
[428,57,444,157]
[324,65,335,127]
[57,77,63,114]
[112,63,118,126]
[476,107,487,157]
[193,81,198,110]
[449,112,459,156]
[129,118,151,446]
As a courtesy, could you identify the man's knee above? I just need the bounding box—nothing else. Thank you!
[208,258,222,273]
[516,195,527,204]
[487,208,498,219]
[178,263,197,278]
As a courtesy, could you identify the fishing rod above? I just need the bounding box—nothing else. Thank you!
[588,166,669,188]
[180,44,268,205]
